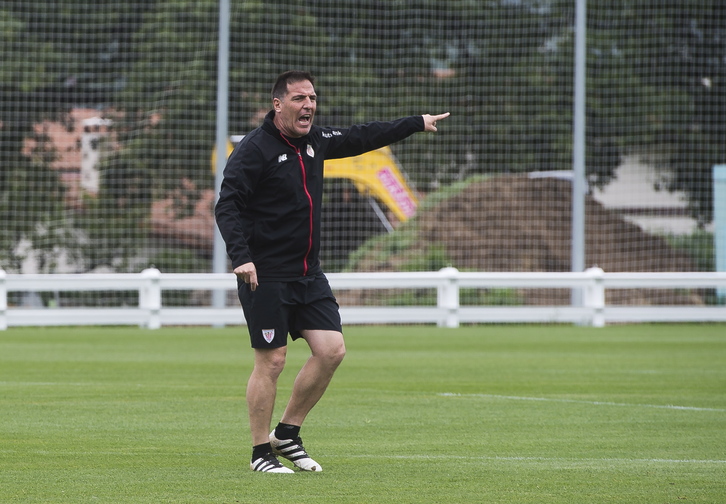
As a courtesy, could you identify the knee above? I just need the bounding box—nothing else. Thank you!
[254,347,287,378]
[269,352,288,375]
[325,339,346,368]
[304,330,346,368]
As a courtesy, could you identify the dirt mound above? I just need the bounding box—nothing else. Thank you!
[351,175,702,306]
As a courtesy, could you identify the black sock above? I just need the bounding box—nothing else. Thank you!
[274,422,300,440]
[252,442,273,461]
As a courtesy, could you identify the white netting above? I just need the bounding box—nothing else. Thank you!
[1,1,724,309]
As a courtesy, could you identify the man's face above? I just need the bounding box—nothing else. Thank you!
[273,80,317,138]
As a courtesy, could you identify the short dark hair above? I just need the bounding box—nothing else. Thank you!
[271,70,315,100]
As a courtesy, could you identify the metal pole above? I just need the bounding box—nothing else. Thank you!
[571,0,587,308]
[714,165,726,301]
[212,0,230,316]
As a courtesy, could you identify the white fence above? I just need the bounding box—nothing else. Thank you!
[1,267,726,330]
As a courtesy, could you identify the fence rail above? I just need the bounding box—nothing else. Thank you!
[1,267,726,330]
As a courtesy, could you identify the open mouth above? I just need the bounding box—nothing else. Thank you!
[299,114,312,125]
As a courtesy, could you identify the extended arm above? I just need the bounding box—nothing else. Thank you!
[324,112,451,160]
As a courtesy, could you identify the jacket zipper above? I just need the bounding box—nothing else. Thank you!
[281,135,314,276]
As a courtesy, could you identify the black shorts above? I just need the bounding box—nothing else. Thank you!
[238,273,342,349]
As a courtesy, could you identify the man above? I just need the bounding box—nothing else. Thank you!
[215,70,449,473]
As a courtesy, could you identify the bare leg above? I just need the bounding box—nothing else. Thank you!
[247,346,287,446]
[279,330,346,427]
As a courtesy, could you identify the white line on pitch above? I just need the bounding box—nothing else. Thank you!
[438,392,726,412]
[339,454,726,464]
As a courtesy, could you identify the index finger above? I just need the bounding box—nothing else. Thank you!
[433,112,451,120]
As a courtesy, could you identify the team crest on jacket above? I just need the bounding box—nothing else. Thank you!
[262,329,275,343]
[306,144,315,158]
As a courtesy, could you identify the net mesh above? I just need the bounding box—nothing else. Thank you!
[1,1,724,309]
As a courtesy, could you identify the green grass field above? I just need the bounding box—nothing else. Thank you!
[1,324,725,503]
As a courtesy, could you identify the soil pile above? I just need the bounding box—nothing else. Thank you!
[350,175,702,306]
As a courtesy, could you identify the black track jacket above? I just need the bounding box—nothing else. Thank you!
[214,110,424,281]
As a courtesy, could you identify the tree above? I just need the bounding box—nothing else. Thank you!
[0,9,68,271]
[642,0,726,224]
[1,1,157,272]
[584,0,726,223]
[4,0,724,275]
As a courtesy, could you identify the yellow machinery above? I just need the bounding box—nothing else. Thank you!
[213,138,419,228]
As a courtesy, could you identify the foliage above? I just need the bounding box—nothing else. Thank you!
[0,2,151,271]
[0,90,71,271]
[74,160,153,272]
[462,287,525,306]
[0,132,68,271]
[664,230,715,272]
[400,243,450,272]
[583,1,726,221]
[344,227,419,273]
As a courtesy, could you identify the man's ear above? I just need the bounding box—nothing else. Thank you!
[273,98,282,112]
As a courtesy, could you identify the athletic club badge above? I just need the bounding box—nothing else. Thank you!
[306,144,315,158]
[262,329,275,343]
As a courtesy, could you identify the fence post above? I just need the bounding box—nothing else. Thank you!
[437,267,460,328]
[583,267,605,327]
[140,268,162,329]
[0,269,7,330]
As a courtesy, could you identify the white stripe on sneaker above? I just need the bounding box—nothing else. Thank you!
[250,454,294,473]
[269,431,323,472]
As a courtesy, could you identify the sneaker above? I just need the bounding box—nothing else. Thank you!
[269,431,323,472]
[250,452,295,473]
